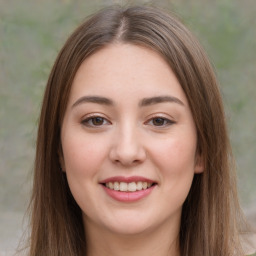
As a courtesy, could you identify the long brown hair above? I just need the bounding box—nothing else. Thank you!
[28,5,245,256]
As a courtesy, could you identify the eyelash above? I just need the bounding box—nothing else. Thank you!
[81,115,111,127]
[81,115,175,128]
[146,117,175,127]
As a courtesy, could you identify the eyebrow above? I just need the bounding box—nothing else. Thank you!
[72,95,184,108]
[72,96,114,108]
[139,95,184,107]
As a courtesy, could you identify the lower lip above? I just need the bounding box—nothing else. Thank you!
[102,185,155,202]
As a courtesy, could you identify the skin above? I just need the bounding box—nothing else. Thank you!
[60,43,203,256]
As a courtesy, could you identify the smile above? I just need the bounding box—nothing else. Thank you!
[105,181,154,192]
[100,176,157,202]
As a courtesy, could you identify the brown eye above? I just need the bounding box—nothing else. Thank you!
[91,117,104,126]
[152,118,165,126]
[82,116,110,127]
[147,117,175,127]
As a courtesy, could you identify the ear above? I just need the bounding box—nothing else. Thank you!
[194,153,204,174]
[58,143,66,172]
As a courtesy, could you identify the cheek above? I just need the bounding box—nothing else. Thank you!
[150,135,197,198]
[61,134,108,212]
[62,133,108,178]
[152,136,197,171]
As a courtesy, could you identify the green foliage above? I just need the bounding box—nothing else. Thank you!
[170,0,256,208]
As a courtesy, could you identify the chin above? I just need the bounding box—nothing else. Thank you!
[102,212,158,236]
[107,223,151,236]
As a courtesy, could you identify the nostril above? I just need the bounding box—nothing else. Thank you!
[109,138,147,165]
[113,158,143,166]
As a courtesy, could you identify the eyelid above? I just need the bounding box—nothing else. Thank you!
[81,113,111,127]
[145,114,176,127]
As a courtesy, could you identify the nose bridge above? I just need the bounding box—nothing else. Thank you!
[109,120,146,165]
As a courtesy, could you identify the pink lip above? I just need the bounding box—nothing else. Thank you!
[100,176,155,184]
[102,185,155,202]
[99,176,157,202]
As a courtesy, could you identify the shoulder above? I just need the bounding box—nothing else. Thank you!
[241,232,256,256]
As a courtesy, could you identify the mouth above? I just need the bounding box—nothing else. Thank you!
[100,176,157,192]
[100,176,157,202]
[103,181,156,192]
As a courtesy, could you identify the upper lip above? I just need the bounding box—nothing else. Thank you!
[100,176,157,184]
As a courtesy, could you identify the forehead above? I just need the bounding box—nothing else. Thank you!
[68,43,188,107]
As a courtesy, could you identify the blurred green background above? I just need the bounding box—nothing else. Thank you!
[0,0,255,253]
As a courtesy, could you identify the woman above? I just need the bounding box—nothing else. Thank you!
[27,4,251,256]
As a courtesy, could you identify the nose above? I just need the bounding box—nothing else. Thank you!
[109,125,146,166]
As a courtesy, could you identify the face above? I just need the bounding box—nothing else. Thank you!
[61,43,203,237]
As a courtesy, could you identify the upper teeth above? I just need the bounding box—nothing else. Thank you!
[105,181,153,192]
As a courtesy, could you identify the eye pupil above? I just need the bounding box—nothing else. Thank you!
[92,117,104,125]
[153,118,165,126]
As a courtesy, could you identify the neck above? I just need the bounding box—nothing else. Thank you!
[84,220,180,256]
